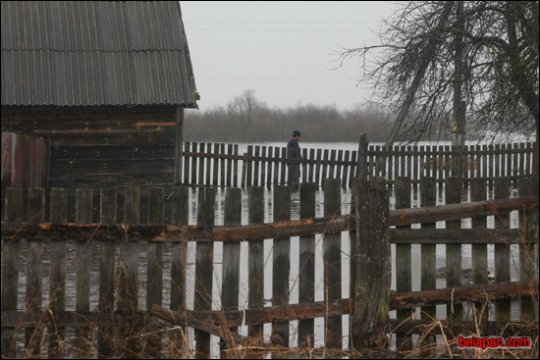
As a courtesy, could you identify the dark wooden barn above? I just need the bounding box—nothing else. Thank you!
[1,1,198,202]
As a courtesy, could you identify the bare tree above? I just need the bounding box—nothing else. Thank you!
[340,1,538,140]
[340,0,539,251]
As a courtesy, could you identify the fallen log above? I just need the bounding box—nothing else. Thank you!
[1,196,536,242]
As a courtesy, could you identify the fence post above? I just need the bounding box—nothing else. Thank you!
[350,177,390,348]
[357,133,369,182]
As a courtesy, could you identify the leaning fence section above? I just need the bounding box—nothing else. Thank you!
[1,176,538,358]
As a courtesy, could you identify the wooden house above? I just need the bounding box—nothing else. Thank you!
[1,1,198,204]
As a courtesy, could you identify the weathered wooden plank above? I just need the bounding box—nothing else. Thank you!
[248,187,265,339]
[221,187,242,354]
[470,178,487,323]
[494,178,511,322]
[329,149,337,181]
[266,147,274,190]
[395,177,411,350]
[342,151,350,189]
[3,222,531,245]
[505,144,511,178]
[315,148,322,187]
[174,107,184,185]
[183,141,191,185]
[351,178,390,348]
[233,144,239,187]
[227,144,234,187]
[379,146,387,180]
[74,188,93,357]
[1,133,13,220]
[1,188,23,357]
[119,187,141,358]
[357,135,368,181]
[302,148,309,184]
[220,143,226,187]
[49,188,67,359]
[390,228,524,244]
[247,146,253,187]
[253,146,260,187]
[145,187,164,357]
[471,178,488,287]
[391,281,539,311]
[420,177,436,319]
[169,186,189,358]
[98,188,116,358]
[271,186,291,346]
[3,280,537,330]
[309,148,316,184]
[323,178,342,348]
[445,177,462,321]
[191,142,198,186]
[279,147,286,186]
[411,145,419,181]
[194,187,215,358]
[212,143,219,186]
[3,116,176,134]
[25,188,44,356]
[518,178,536,321]
[260,146,267,188]
[519,143,525,178]
[205,143,212,186]
[273,147,280,187]
[198,143,206,187]
[298,183,316,347]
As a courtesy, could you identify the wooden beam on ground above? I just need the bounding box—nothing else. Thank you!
[3,281,536,329]
[390,280,538,310]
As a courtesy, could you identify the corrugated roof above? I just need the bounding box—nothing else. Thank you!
[1,1,198,107]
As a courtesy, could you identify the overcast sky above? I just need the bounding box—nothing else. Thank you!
[181,1,398,111]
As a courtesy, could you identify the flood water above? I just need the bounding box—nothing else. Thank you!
[3,140,533,357]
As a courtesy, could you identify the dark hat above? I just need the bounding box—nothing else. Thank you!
[292,130,301,137]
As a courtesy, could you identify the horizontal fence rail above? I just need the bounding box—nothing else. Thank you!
[1,176,538,358]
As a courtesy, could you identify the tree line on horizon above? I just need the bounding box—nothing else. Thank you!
[183,90,457,143]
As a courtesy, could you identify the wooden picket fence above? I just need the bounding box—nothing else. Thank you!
[1,176,537,358]
[179,141,535,188]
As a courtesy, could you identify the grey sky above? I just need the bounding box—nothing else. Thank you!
[181,1,398,111]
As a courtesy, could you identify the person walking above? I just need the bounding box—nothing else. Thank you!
[287,130,302,190]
